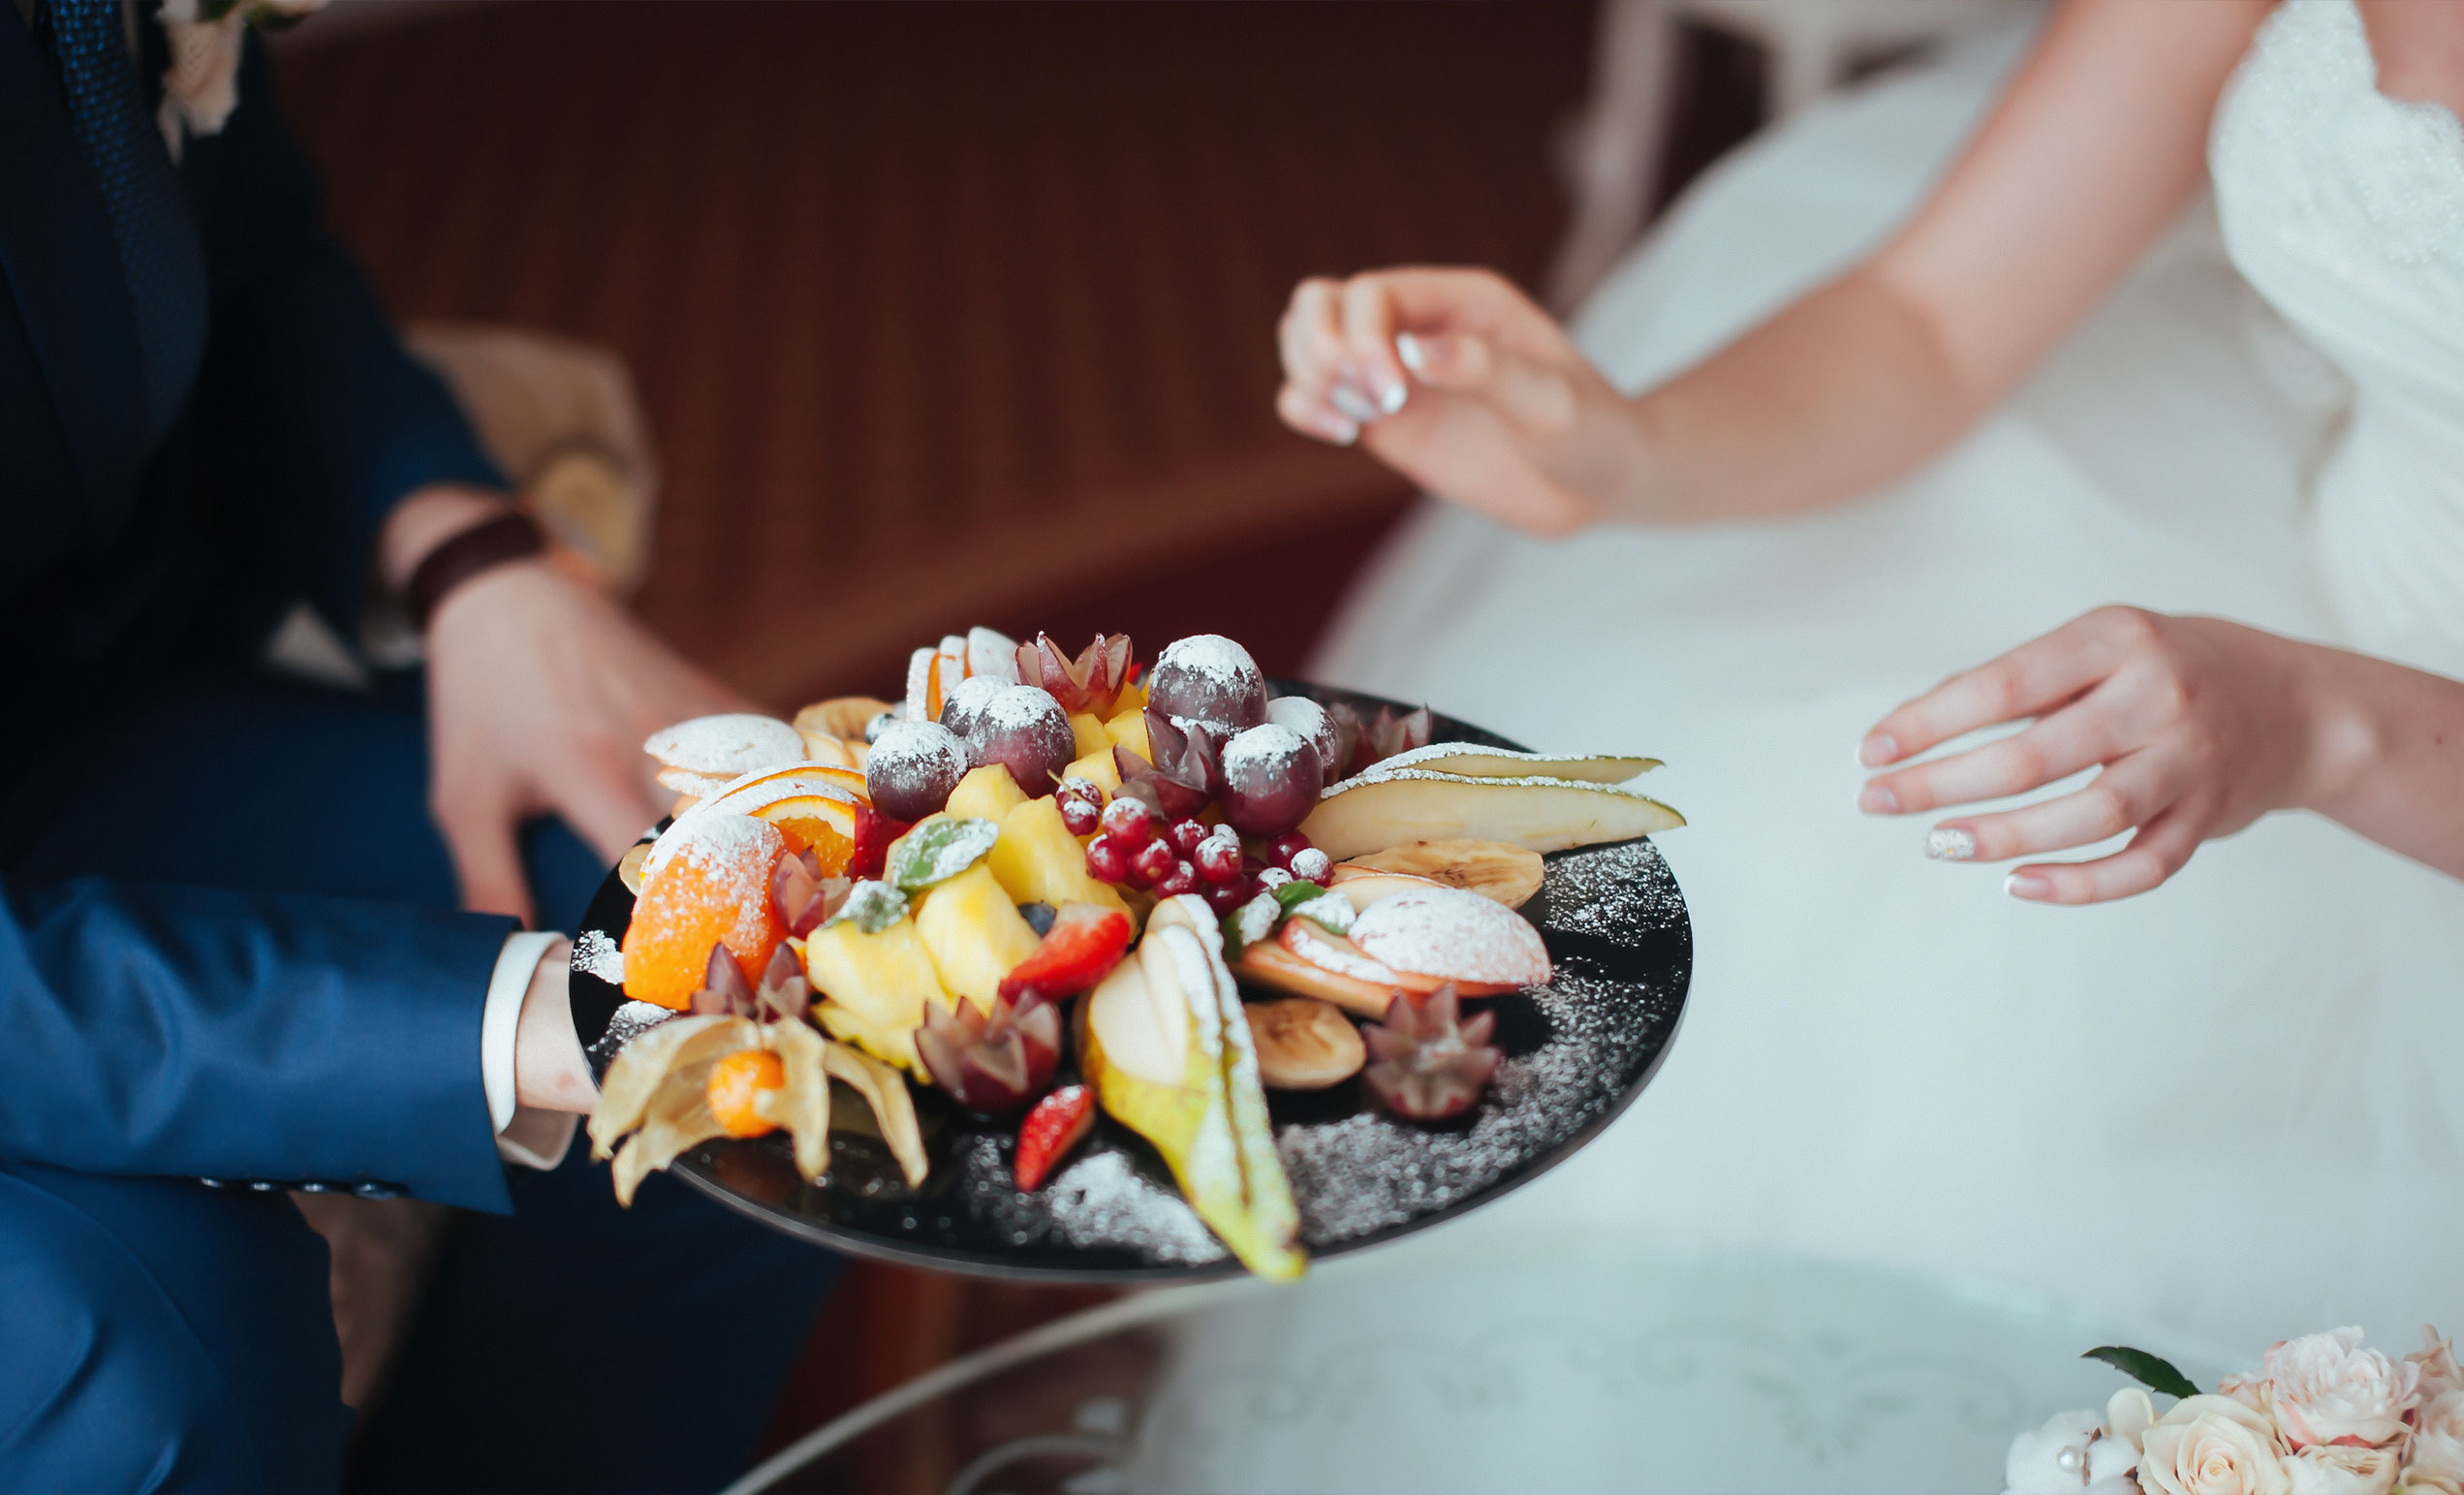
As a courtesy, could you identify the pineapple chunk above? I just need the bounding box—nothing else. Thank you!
[1116,680,1147,713]
[1064,746,1121,794]
[989,797,1131,918]
[1104,705,1150,761]
[816,999,925,1074]
[1068,712,1108,760]
[914,863,1042,1012]
[946,763,1028,824]
[798,919,948,1069]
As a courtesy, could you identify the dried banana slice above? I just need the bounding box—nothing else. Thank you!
[1339,838,1545,908]
[1246,998,1365,1089]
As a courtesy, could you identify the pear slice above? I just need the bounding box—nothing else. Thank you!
[1083,894,1304,1279]
[1301,768,1684,861]
[1358,742,1661,783]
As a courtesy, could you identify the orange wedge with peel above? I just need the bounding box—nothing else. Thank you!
[749,794,858,876]
[622,814,790,1010]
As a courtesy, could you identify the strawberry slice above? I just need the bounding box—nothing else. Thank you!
[1014,1084,1095,1191]
[998,903,1133,1003]
[845,805,911,882]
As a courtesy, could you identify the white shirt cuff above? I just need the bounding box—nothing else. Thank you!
[482,930,576,1169]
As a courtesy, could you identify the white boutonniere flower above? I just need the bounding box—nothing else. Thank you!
[155,0,328,159]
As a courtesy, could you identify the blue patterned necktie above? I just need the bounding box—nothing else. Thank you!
[32,0,209,452]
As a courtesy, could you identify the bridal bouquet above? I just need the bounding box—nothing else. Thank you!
[2006,1327,2464,1495]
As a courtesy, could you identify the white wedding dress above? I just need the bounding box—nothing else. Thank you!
[1299,3,2464,1350]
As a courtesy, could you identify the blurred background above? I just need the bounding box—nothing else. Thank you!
[267,3,1985,1485]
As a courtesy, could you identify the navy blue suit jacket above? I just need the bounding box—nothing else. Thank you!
[0,16,522,1214]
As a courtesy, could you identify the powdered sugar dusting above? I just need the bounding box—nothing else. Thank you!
[1156,634,1260,691]
[1277,959,1673,1245]
[982,682,1070,731]
[642,713,805,777]
[574,928,625,983]
[639,814,784,955]
[589,999,678,1064]
[1352,886,1550,984]
[967,1138,1230,1262]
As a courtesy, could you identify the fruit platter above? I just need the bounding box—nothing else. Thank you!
[568,628,1692,1282]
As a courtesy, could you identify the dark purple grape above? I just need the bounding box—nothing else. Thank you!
[935,673,1003,740]
[1147,635,1267,732]
[1218,723,1324,836]
[964,684,1077,795]
[865,719,967,821]
[1266,696,1345,783]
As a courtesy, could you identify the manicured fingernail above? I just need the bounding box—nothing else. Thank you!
[1323,415,1359,446]
[1859,732,1897,767]
[1925,826,1976,861]
[1857,784,1897,814]
[1395,331,1427,374]
[1377,377,1407,415]
[2005,873,2052,901]
[1329,384,1381,423]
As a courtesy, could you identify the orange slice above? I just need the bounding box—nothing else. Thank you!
[750,794,858,877]
[621,814,788,1010]
[706,1049,785,1137]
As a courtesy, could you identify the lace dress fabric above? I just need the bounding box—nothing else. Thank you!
[2212,0,2464,676]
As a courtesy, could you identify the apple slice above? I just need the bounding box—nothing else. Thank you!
[1349,884,1550,991]
[1299,768,1683,860]
[1233,936,1406,1018]
[1355,743,1662,783]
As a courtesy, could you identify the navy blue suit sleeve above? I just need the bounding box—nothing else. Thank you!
[182,35,504,642]
[0,876,518,1213]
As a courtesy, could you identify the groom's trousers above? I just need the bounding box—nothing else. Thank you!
[1,667,842,1492]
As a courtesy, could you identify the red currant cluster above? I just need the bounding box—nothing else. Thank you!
[1062,779,1332,912]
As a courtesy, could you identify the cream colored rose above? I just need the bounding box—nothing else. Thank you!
[2109,1387,2159,1451]
[2412,1327,2463,1401]
[2264,1328,2422,1449]
[2282,1444,2398,1494]
[2406,1389,2464,1495]
[2138,1395,2292,1495]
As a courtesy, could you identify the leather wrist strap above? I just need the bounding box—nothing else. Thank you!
[405,511,546,633]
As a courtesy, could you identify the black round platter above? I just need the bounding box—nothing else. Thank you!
[568,681,1692,1283]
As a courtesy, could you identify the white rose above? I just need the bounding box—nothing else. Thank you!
[2006,1409,2139,1494]
[2411,1328,2464,1401]
[2283,1444,2399,1494]
[2139,1395,2293,1495]
[2405,1389,2464,1495]
[2265,1328,2423,1449]
[2109,1387,2160,1450]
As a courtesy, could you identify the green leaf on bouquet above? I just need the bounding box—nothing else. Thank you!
[2082,1345,2199,1400]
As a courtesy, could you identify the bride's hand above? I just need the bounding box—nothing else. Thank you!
[1274,267,1643,537]
[1853,607,2319,904]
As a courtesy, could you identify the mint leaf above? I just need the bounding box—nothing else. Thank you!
[2083,1346,2199,1400]
[886,817,1000,891]
[826,880,910,934]
[1221,892,1282,960]
[1271,879,1328,911]
[1270,879,1354,934]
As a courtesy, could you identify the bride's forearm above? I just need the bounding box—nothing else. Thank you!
[1606,270,1989,525]
[2295,646,2464,880]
